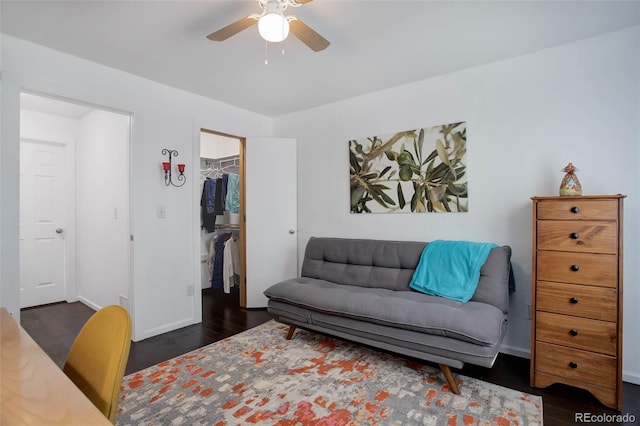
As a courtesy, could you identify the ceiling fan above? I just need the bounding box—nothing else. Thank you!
[206,0,330,52]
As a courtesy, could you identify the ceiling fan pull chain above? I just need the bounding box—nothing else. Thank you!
[265,40,269,65]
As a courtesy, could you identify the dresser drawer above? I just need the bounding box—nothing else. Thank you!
[536,281,617,321]
[536,251,617,288]
[536,311,617,355]
[537,220,617,254]
[537,199,618,220]
[535,341,616,389]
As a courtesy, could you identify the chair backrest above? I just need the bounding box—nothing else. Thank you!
[63,305,131,424]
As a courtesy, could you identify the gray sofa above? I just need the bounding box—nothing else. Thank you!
[263,237,512,394]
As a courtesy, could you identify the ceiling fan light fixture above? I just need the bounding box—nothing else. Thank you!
[258,12,289,43]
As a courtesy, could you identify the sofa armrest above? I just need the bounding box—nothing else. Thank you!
[472,246,512,314]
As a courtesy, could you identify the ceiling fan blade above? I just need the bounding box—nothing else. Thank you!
[289,19,330,52]
[207,17,257,42]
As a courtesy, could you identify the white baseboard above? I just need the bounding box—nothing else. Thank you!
[118,294,130,310]
[139,317,195,341]
[499,343,530,359]
[76,296,102,312]
[623,370,640,385]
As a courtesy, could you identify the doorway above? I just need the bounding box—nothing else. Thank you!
[19,92,132,311]
[199,129,245,310]
[195,133,298,312]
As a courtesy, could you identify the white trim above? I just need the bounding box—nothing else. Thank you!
[623,370,640,385]
[77,295,102,312]
[142,318,195,339]
[499,343,531,359]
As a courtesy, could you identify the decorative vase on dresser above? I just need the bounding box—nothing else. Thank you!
[530,194,625,410]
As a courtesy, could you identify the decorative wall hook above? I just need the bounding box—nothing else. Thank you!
[161,149,186,187]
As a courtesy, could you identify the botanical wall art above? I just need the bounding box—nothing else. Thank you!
[349,121,467,213]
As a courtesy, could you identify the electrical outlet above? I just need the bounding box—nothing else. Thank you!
[186,285,194,296]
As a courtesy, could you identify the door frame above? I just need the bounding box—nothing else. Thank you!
[18,91,134,320]
[195,128,247,316]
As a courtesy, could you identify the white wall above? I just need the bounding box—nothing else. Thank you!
[0,34,272,341]
[76,110,130,309]
[275,27,640,383]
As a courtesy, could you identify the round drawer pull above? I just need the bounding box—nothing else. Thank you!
[569,329,579,336]
[570,264,580,272]
[569,361,578,369]
[570,297,579,304]
[571,206,580,214]
[570,232,580,239]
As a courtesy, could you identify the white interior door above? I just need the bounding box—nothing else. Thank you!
[19,140,67,308]
[245,138,297,308]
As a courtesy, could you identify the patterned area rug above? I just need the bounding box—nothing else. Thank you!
[117,320,542,425]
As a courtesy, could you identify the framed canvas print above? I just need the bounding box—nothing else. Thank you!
[349,121,467,213]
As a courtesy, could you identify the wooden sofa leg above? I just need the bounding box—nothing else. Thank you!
[439,364,460,395]
[285,324,297,340]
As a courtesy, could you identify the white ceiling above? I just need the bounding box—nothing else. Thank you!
[2,1,639,117]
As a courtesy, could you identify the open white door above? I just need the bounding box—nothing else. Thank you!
[244,138,297,308]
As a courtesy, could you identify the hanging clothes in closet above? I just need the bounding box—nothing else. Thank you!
[201,178,218,233]
[225,173,240,213]
[210,232,231,289]
[200,155,241,292]
[223,236,240,293]
[207,231,240,293]
[201,173,240,232]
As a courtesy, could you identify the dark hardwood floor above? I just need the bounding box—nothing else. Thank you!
[21,288,639,425]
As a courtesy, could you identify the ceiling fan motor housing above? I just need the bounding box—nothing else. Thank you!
[258,0,290,42]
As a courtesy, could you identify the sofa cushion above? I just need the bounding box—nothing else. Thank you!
[264,278,506,347]
[301,237,425,291]
[300,237,512,313]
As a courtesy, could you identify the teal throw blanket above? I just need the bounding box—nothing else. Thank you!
[409,240,498,303]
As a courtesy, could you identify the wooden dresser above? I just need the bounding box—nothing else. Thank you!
[530,195,625,410]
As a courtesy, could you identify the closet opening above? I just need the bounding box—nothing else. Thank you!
[199,129,246,312]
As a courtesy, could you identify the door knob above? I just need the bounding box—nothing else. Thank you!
[288,229,295,235]
[55,228,64,234]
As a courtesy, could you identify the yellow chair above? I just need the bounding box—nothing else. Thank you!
[63,305,132,424]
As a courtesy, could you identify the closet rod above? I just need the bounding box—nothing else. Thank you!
[215,224,239,229]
